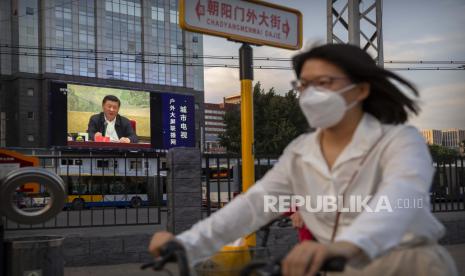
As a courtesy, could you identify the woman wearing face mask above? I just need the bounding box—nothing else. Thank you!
[149,44,457,276]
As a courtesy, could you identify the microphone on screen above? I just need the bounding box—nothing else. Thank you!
[103,121,108,137]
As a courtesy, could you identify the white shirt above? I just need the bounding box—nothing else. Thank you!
[104,116,119,142]
[176,113,445,266]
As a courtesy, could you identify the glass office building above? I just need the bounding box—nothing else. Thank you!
[0,0,204,147]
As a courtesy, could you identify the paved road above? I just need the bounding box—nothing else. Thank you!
[65,263,179,276]
[447,244,465,276]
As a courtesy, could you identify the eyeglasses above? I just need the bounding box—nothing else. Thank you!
[291,76,349,92]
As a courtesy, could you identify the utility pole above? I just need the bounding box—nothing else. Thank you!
[327,0,384,67]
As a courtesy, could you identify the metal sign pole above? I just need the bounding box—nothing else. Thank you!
[239,43,256,247]
[179,0,302,249]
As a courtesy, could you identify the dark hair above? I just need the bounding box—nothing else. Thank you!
[292,44,420,124]
[102,95,121,107]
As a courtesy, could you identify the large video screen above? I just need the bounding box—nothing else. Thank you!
[66,84,151,144]
[49,82,196,150]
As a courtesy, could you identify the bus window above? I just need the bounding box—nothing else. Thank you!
[109,181,125,195]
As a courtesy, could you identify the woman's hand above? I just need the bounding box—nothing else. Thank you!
[148,231,175,257]
[282,241,361,276]
[290,212,304,228]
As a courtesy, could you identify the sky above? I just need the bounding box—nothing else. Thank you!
[201,0,465,130]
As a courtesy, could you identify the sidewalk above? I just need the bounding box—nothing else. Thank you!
[65,263,178,276]
[447,244,465,276]
[65,244,465,276]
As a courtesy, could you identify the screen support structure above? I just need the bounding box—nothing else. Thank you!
[239,43,256,247]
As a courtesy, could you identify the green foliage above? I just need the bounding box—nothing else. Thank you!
[67,85,150,112]
[119,91,150,108]
[67,88,101,113]
[429,144,458,161]
[220,106,242,153]
[219,82,309,155]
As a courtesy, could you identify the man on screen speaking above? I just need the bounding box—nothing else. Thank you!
[87,95,138,143]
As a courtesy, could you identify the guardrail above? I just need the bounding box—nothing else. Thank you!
[2,151,167,230]
[201,154,279,217]
[202,154,465,213]
[2,151,463,232]
[431,156,465,212]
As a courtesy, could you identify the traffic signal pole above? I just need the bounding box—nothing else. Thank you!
[239,43,256,247]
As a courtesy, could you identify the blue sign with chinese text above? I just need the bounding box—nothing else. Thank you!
[161,93,195,148]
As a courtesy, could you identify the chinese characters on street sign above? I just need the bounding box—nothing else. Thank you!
[180,0,302,50]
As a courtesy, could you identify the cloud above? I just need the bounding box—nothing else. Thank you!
[254,69,295,94]
[204,44,299,103]
[410,81,465,129]
[384,32,465,60]
[391,35,444,46]
[204,67,240,103]
[203,66,296,103]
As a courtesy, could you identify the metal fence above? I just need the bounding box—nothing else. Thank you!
[3,151,464,231]
[201,154,279,217]
[202,154,465,214]
[431,156,465,212]
[2,151,167,230]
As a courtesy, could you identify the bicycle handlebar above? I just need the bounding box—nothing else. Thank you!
[142,239,347,276]
[141,240,190,276]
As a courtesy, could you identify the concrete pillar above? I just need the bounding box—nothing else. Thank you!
[166,147,202,234]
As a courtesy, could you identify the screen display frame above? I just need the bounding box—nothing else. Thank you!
[48,81,196,151]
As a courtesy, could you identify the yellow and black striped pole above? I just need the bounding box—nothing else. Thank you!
[239,43,256,247]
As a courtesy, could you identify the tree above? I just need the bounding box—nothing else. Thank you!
[428,144,458,161]
[220,105,242,153]
[219,82,310,155]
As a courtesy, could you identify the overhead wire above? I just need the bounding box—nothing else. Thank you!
[1,50,465,71]
[1,45,465,66]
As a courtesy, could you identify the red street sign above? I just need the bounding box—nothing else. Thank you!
[180,0,303,50]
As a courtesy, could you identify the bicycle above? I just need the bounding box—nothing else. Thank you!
[141,239,346,276]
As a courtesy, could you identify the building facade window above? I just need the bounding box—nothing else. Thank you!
[19,1,39,73]
[205,121,225,126]
[26,7,34,15]
[46,0,96,77]
[205,115,223,120]
[144,0,185,86]
[4,0,204,91]
[205,127,226,132]
[101,0,142,82]
[205,109,225,115]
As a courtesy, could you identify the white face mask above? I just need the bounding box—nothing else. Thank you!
[298,84,357,129]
